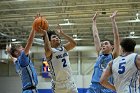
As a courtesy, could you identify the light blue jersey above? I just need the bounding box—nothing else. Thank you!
[92,53,113,83]
[15,51,38,92]
[86,53,115,93]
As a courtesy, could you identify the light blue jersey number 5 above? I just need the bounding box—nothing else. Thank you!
[118,59,126,74]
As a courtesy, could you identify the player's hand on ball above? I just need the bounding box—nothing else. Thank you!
[39,26,47,36]
[32,14,48,33]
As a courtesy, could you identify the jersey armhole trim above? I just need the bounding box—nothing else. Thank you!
[134,54,140,70]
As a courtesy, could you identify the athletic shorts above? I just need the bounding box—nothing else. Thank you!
[86,82,116,93]
[23,88,38,93]
[52,78,78,93]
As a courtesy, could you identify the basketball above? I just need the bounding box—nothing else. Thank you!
[32,16,49,33]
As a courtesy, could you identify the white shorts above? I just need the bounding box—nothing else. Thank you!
[52,78,78,93]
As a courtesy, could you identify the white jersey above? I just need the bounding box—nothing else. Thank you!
[47,46,73,82]
[112,53,140,93]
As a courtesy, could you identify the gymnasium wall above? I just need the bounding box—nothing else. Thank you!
[0,75,91,93]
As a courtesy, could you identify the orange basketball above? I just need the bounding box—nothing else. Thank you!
[32,17,48,33]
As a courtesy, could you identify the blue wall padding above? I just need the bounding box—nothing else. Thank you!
[38,88,88,93]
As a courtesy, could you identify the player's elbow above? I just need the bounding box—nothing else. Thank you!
[71,40,77,48]
[73,40,77,46]
[44,48,52,58]
[100,78,106,86]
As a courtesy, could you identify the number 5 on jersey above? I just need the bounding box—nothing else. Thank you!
[118,59,126,74]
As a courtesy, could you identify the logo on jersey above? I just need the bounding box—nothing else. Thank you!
[56,52,68,59]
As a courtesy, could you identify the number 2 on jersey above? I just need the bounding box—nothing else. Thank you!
[62,58,67,67]
[118,59,126,74]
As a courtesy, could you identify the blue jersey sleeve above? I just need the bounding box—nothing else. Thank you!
[19,51,30,67]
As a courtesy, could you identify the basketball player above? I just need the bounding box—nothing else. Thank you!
[100,38,140,93]
[86,11,120,93]
[41,25,78,93]
[6,28,38,92]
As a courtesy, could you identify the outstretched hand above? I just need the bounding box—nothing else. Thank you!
[92,12,98,21]
[110,11,118,19]
[56,24,64,35]
[6,46,11,54]
[34,13,41,19]
[32,13,42,31]
[6,46,17,61]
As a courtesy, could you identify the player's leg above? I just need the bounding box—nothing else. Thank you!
[52,78,78,93]
[53,88,67,93]
[66,80,78,93]
[100,85,116,93]
[86,82,100,93]
[22,89,38,93]
[51,82,67,93]
[54,87,77,93]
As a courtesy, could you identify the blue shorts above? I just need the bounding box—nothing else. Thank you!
[23,89,38,93]
[86,82,116,93]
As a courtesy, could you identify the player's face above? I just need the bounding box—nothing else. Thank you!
[101,41,113,53]
[50,35,61,47]
[18,46,24,51]
[14,45,24,58]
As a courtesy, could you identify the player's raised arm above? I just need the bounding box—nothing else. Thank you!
[110,11,120,58]
[136,55,140,70]
[56,24,76,51]
[6,46,17,63]
[92,12,101,55]
[24,29,36,55]
[42,30,52,58]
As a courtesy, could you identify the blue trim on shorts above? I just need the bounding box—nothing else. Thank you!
[86,82,116,93]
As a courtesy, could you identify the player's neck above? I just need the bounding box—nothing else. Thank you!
[122,52,133,56]
[52,45,61,48]
[102,51,112,54]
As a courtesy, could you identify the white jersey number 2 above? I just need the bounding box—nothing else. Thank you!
[62,58,67,67]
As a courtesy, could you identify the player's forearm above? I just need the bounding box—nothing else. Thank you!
[61,32,76,47]
[7,53,16,63]
[9,54,15,62]
[110,11,119,44]
[111,18,119,39]
[100,81,116,91]
[111,17,120,57]
[105,83,116,91]
[92,20,99,37]
[92,20,101,53]
[24,29,35,55]
[100,63,115,91]
[43,32,52,57]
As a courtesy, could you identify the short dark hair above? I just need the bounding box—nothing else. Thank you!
[47,30,60,41]
[101,39,114,45]
[120,38,136,52]
[10,44,22,57]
